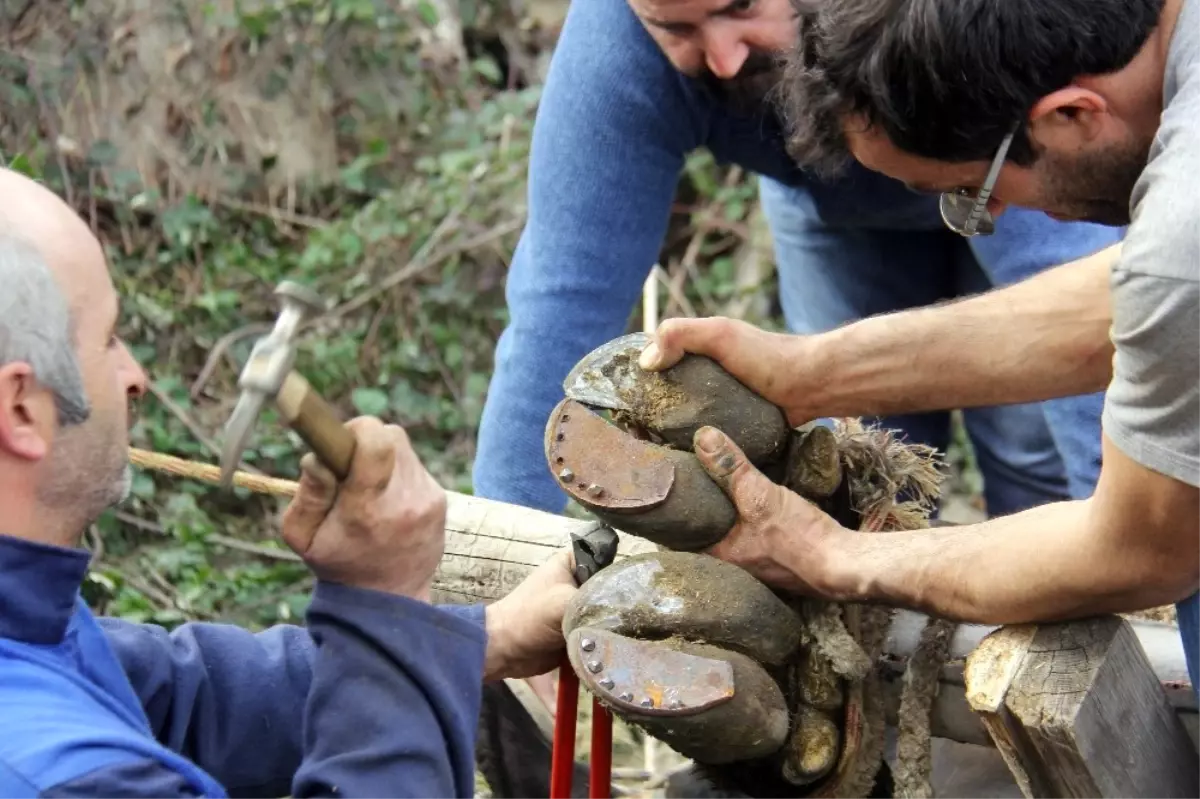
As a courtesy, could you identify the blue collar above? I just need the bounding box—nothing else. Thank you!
[0,533,91,645]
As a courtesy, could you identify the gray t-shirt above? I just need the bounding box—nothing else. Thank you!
[1102,0,1200,488]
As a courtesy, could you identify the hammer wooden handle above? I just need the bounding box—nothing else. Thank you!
[275,371,356,480]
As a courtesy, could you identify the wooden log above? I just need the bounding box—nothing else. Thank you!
[961,616,1199,798]
[430,493,658,605]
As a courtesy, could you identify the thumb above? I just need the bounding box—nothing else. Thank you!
[281,452,339,557]
[542,584,575,634]
[693,426,777,524]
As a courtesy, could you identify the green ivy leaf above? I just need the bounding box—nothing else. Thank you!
[416,0,439,25]
[352,387,390,416]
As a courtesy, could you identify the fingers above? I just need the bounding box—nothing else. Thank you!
[693,426,776,525]
[546,547,577,584]
[281,452,340,556]
[281,417,410,556]
[338,416,397,503]
[638,317,736,371]
[382,422,448,531]
[639,318,798,422]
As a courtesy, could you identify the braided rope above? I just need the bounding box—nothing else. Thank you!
[128,447,299,496]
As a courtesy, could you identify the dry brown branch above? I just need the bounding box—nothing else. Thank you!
[207,534,300,562]
[319,189,475,322]
[189,323,273,400]
[145,381,221,456]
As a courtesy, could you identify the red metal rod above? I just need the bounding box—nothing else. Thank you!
[549,655,580,799]
[588,696,613,799]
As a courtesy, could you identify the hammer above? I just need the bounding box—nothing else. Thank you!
[219,280,357,487]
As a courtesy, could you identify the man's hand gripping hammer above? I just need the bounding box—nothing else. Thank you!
[219,281,356,486]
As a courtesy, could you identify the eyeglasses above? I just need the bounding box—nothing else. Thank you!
[939,130,1016,237]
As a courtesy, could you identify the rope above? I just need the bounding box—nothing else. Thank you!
[128,447,299,497]
[806,421,954,799]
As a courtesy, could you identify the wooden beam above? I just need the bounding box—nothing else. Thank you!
[962,616,1199,798]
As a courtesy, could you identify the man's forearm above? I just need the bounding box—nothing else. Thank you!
[802,243,1120,419]
[812,471,1194,626]
[826,501,1135,623]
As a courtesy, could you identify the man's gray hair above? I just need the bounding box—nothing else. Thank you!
[0,234,90,425]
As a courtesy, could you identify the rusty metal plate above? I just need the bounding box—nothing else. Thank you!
[568,627,735,717]
[545,398,674,511]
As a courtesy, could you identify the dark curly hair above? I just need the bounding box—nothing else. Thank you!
[776,0,1166,178]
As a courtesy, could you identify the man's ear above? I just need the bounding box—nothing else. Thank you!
[1027,87,1110,150]
[0,362,55,461]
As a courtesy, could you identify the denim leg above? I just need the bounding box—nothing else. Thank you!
[949,245,1073,515]
[968,209,1126,499]
[760,177,1070,517]
[760,177,954,461]
[1177,592,1200,698]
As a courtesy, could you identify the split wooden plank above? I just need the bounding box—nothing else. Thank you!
[963,616,1199,798]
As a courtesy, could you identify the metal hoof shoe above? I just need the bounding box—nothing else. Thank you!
[561,551,804,667]
[565,627,790,765]
[545,398,736,551]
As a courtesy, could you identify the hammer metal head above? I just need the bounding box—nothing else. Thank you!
[218,280,328,487]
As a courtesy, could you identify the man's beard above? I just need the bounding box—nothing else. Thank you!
[1038,136,1153,227]
[37,416,131,538]
[695,48,786,116]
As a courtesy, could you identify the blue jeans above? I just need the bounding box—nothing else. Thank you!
[759,177,1071,518]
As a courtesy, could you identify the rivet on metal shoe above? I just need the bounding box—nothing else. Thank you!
[619,691,633,701]
[581,638,596,652]
[587,484,604,498]
[559,468,575,482]
[586,660,603,673]
[640,698,655,708]
[599,677,614,690]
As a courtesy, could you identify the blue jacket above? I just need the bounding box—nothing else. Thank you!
[0,533,486,798]
[469,0,1125,515]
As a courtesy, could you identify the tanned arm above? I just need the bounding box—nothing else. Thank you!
[799,243,1120,421]
[815,433,1199,623]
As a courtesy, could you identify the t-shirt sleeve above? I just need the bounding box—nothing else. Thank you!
[1101,57,1200,489]
[1102,247,1200,487]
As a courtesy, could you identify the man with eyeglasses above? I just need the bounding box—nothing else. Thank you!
[636,0,1199,692]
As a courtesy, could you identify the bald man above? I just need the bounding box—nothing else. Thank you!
[0,167,579,798]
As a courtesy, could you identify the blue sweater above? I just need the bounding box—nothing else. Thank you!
[471,0,1126,514]
[0,533,486,798]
